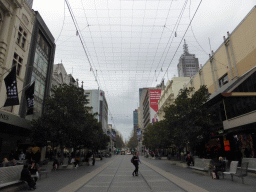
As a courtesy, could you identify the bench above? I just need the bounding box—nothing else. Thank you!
[241,158,256,172]
[0,165,24,191]
[223,161,248,184]
[38,161,52,179]
[59,158,69,169]
[190,158,211,172]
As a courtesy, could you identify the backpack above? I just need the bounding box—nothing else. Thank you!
[131,156,134,164]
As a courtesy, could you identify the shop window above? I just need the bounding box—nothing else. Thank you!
[219,74,229,87]
[16,26,27,49]
[12,52,23,76]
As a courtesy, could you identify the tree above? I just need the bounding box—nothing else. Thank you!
[142,120,171,150]
[127,132,138,150]
[164,85,214,154]
[116,134,125,149]
[31,84,107,157]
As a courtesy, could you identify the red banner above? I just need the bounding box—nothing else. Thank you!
[149,89,161,112]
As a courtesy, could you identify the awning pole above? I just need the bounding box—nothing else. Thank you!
[222,98,228,120]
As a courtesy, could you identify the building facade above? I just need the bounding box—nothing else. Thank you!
[133,109,138,135]
[142,89,162,128]
[138,88,147,131]
[0,0,35,160]
[182,6,256,160]
[84,89,108,133]
[177,40,199,77]
[157,77,190,121]
[19,11,55,120]
[51,63,77,88]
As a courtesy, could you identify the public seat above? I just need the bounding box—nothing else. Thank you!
[241,158,256,172]
[223,161,239,180]
[39,161,52,179]
[228,162,249,184]
[190,158,211,172]
[0,165,24,190]
[59,158,69,169]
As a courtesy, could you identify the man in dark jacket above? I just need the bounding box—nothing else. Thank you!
[20,164,36,190]
[132,152,139,176]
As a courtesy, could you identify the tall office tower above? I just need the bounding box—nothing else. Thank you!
[133,109,138,135]
[84,89,108,133]
[177,40,199,77]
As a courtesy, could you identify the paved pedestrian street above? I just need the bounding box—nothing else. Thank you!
[75,156,186,192]
[20,155,256,192]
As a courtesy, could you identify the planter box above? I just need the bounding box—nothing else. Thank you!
[95,158,101,161]
[161,157,167,160]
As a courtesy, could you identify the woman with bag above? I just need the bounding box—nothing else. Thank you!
[29,161,40,183]
[213,156,226,179]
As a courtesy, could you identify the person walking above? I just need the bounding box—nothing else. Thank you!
[131,152,139,176]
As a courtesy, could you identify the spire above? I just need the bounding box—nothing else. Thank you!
[183,39,189,54]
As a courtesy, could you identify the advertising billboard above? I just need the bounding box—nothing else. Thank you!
[149,89,161,124]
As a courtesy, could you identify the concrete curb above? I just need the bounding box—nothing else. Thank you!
[57,158,115,192]
[141,159,209,192]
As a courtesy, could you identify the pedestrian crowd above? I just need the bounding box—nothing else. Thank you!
[1,147,42,190]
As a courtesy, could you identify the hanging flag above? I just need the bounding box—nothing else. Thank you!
[137,128,142,141]
[4,66,19,107]
[25,82,35,115]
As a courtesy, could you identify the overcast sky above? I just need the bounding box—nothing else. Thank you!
[33,0,255,141]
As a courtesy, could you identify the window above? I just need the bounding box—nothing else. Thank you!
[16,26,27,49]
[219,74,229,87]
[37,34,41,44]
[12,52,23,76]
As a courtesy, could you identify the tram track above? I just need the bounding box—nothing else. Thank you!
[138,169,153,191]
[106,155,125,192]
[74,155,187,192]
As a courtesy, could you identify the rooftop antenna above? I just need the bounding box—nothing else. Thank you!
[208,37,212,53]
[183,39,189,54]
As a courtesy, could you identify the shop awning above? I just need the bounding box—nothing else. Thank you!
[0,109,31,129]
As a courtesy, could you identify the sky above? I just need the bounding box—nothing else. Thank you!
[32,0,255,141]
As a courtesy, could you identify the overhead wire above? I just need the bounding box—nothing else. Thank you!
[138,0,161,89]
[160,0,203,81]
[144,0,175,87]
[152,0,189,86]
[56,0,66,43]
[187,0,229,69]
[65,0,100,87]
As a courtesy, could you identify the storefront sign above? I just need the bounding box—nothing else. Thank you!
[0,113,9,121]
[0,110,31,129]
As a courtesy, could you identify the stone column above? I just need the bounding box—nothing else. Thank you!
[0,12,12,67]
